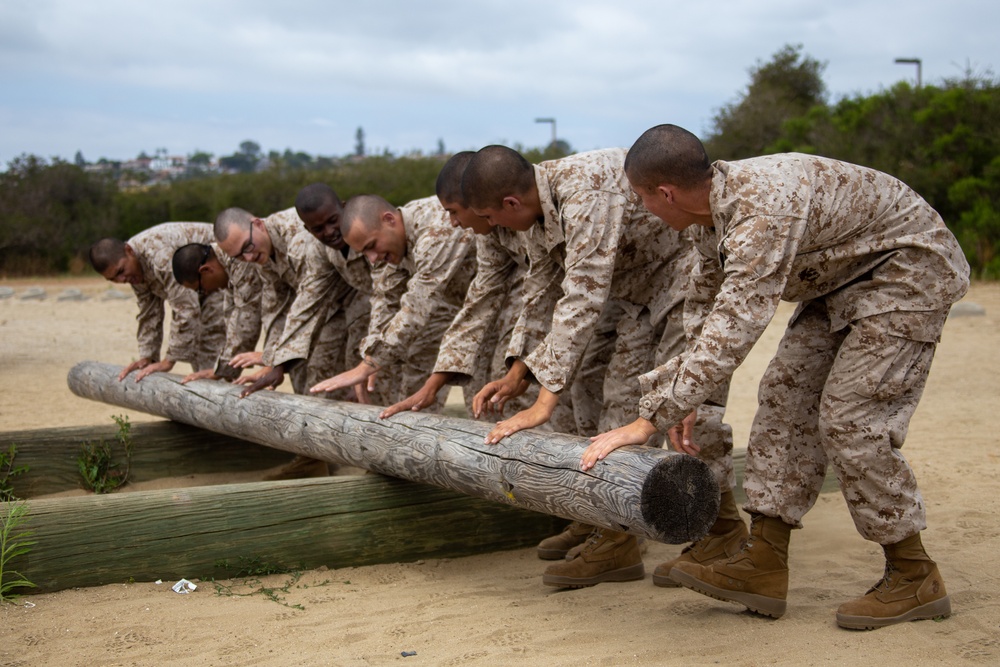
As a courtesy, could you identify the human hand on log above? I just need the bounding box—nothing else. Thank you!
[483,388,559,444]
[229,351,264,369]
[234,365,284,398]
[379,372,452,419]
[310,360,376,397]
[666,410,700,456]
[125,358,175,382]
[118,357,152,381]
[180,368,220,384]
[473,361,530,418]
[580,417,659,471]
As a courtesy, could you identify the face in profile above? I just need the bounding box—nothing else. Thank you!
[218,219,271,265]
[300,199,347,250]
[101,246,144,285]
[343,214,407,266]
[470,197,536,232]
[440,198,491,235]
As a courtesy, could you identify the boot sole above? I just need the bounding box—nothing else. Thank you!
[836,595,952,630]
[669,567,786,618]
[543,563,645,589]
[652,572,682,588]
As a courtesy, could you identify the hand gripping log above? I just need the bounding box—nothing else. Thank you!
[67,361,719,543]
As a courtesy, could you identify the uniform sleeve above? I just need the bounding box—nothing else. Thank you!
[361,230,474,367]
[638,215,803,429]
[518,191,625,393]
[433,234,515,378]
[161,277,206,364]
[132,284,165,361]
[269,243,339,370]
[215,262,264,378]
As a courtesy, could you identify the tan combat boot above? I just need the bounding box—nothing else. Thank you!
[263,455,330,481]
[653,487,748,587]
[537,521,595,560]
[542,529,645,588]
[670,512,791,618]
[836,533,951,630]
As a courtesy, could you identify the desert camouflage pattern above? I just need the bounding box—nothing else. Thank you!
[430,226,582,429]
[213,243,263,379]
[128,222,224,370]
[636,154,970,542]
[360,196,475,404]
[252,209,359,394]
[512,148,693,430]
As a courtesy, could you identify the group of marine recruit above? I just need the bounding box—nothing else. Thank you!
[88,124,969,631]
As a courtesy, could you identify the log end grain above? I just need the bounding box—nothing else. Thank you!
[640,455,719,544]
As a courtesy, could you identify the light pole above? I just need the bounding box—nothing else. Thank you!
[535,117,556,147]
[894,57,922,89]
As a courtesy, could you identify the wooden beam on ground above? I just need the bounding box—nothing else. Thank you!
[4,475,566,593]
[67,361,720,544]
[1,421,292,498]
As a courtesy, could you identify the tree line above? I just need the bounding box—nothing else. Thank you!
[1,45,998,277]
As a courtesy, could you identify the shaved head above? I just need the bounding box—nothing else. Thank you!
[295,183,340,217]
[88,237,126,272]
[214,207,254,242]
[435,151,475,206]
[341,194,394,236]
[624,124,713,191]
[172,243,213,284]
[461,145,535,211]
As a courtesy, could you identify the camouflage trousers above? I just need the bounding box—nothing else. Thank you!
[743,300,944,544]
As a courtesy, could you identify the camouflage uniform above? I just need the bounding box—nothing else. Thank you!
[212,243,263,380]
[254,209,360,395]
[431,226,581,431]
[128,222,225,371]
[360,196,476,407]
[637,154,971,544]
[512,149,697,434]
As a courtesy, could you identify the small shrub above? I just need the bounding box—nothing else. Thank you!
[78,415,134,494]
[0,501,36,603]
[0,444,29,502]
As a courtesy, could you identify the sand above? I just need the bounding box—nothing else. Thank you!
[0,275,998,666]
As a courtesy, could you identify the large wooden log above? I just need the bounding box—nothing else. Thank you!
[68,361,719,544]
[2,421,291,498]
[4,475,565,593]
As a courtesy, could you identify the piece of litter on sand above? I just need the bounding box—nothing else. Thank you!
[155,580,163,585]
[401,651,417,657]
[171,579,197,594]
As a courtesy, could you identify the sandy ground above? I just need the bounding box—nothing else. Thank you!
[0,275,998,666]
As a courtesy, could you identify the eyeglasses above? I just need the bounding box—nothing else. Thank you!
[238,223,256,259]
[196,244,211,297]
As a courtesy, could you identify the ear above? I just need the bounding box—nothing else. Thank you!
[124,243,135,258]
[382,210,397,227]
[655,184,674,203]
[501,195,521,211]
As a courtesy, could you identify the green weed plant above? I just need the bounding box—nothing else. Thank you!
[78,414,133,494]
[1,443,29,502]
[0,501,36,603]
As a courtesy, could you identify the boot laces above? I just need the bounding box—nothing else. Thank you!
[869,561,898,595]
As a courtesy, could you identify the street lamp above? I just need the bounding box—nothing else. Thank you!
[535,117,556,146]
[894,58,922,89]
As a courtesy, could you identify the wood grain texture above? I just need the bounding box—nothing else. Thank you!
[4,475,565,592]
[67,361,719,543]
[1,421,291,497]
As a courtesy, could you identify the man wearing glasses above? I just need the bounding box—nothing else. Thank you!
[88,222,226,382]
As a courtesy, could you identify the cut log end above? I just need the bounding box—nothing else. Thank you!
[640,455,720,544]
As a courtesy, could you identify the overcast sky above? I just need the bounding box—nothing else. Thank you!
[1,0,997,165]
